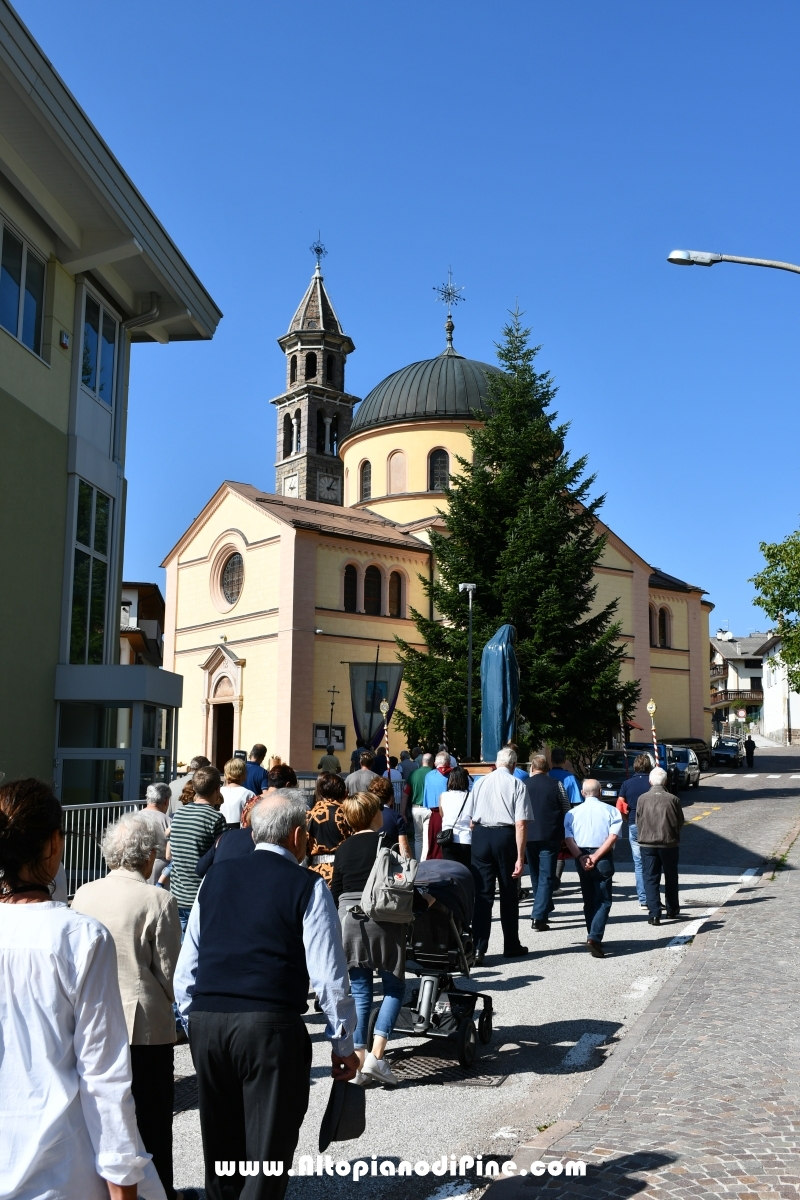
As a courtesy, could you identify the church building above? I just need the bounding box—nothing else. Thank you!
[162,265,713,771]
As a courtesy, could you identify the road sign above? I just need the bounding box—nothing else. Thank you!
[737,708,747,719]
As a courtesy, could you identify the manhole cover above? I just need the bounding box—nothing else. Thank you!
[174,1074,198,1113]
[388,1050,507,1088]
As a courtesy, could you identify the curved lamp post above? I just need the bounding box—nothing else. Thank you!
[668,249,800,276]
[646,699,658,766]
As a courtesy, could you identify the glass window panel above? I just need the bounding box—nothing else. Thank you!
[0,226,22,337]
[156,708,171,752]
[87,557,107,664]
[82,295,100,391]
[59,704,132,748]
[155,755,169,783]
[77,481,93,547]
[364,566,382,615]
[22,251,45,354]
[93,491,110,555]
[70,549,91,663]
[140,755,155,798]
[61,757,125,805]
[99,311,116,404]
[142,705,157,748]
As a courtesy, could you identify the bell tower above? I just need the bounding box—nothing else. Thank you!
[272,246,360,504]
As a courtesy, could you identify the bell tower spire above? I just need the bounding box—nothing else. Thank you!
[271,242,360,504]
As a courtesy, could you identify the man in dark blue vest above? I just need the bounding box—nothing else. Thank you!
[175,790,358,1199]
[524,754,569,931]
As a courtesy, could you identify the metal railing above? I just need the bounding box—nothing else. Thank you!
[62,799,139,898]
[710,689,763,707]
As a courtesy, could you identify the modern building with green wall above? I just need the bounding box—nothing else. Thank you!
[0,1,221,799]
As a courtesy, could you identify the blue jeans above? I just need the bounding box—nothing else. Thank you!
[177,905,192,938]
[526,839,561,922]
[349,968,405,1048]
[628,824,647,904]
[174,906,193,1035]
[575,850,614,943]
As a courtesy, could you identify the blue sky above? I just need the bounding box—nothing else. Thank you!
[17,0,800,634]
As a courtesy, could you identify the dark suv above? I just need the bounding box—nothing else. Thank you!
[590,747,680,805]
[668,738,712,772]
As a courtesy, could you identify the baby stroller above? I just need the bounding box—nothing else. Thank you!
[369,859,494,1067]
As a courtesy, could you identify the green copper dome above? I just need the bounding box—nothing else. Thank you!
[344,349,501,441]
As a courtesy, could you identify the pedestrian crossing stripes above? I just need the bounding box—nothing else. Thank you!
[767,774,781,778]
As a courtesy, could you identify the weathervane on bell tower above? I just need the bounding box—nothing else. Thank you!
[310,233,327,272]
[433,267,465,355]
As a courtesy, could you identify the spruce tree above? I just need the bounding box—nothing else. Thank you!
[394,313,639,761]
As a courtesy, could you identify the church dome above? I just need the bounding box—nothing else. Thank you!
[344,349,500,441]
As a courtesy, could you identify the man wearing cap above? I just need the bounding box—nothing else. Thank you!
[175,790,358,1199]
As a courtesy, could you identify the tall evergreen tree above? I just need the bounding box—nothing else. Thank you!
[394,313,639,761]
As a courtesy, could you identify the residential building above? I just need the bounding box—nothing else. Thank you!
[759,635,799,744]
[709,630,766,730]
[120,583,165,667]
[162,266,712,770]
[0,2,221,798]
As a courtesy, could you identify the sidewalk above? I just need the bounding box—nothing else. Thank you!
[492,818,800,1199]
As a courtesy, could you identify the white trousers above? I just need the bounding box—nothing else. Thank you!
[412,806,431,861]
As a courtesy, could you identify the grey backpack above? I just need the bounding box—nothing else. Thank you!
[360,836,418,923]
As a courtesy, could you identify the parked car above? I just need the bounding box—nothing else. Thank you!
[713,737,743,768]
[667,745,701,789]
[668,737,712,772]
[590,747,680,805]
[591,751,639,805]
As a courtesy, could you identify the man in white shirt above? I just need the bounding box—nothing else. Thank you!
[469,747,533,962]
[564,778,623,958]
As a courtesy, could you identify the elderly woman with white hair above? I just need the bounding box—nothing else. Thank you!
[72,813,190,1200]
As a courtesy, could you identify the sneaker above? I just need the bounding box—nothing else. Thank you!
[352,1070,368,1087]
[361,1052,399,1087]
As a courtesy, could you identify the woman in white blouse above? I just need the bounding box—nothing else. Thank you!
[218,756,255,826]
[438,766,474,869]
[0,777,165,1200]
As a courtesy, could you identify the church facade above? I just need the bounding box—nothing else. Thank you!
[162,268,713,771]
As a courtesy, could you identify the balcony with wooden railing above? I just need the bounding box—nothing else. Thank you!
[710,662,727,682]
[710,688,763,708]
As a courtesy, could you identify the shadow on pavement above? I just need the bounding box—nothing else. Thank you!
[489,1151,676,1197]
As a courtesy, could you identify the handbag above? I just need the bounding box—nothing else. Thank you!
[436,793,470,847]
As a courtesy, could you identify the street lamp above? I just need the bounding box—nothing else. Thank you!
[667,249,800,276]
[458,583,477,760]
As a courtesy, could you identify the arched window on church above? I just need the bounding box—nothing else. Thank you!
[388,451,407,494]
[649,605,658,647]
[331,414,339,456]
[326,354,335,384]
[364,566,382,615]
[283,412,293,459]
[343,565,357,612]
[360,461,371,501]
[658,607,671,648]
[305,352,317,380]
[290,354,297,384]
[388,571,403,618]
[316,411,326,454]
[294,409,301,453]
[429,449,449,491]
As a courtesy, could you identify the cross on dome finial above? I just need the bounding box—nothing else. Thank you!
[310,234,327,272]
[433,267,465,353]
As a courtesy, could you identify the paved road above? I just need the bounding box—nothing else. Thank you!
[172,743,800,1198]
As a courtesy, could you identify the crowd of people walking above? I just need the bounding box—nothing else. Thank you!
[0,738,686,1200]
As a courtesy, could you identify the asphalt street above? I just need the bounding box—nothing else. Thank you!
[172,737,800,1200]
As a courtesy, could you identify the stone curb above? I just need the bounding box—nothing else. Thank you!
[484,805,800,1197]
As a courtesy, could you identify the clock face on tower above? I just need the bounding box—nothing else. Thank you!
[283,474,299,498]
[317,473,341,504]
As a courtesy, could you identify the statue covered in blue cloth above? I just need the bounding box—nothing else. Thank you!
[480,624,520,763]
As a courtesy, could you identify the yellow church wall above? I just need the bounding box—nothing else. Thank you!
[649,669,691,740]
[314,538,430,617]
[311,635,412,764]
[591,568,634,634]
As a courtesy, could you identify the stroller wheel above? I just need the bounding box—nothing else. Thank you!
[457,1017,477,1068]
[478,1009,493,1045]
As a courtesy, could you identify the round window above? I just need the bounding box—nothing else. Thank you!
[221,553,243,605]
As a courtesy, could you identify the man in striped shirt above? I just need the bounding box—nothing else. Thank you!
[169,765,226,934]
